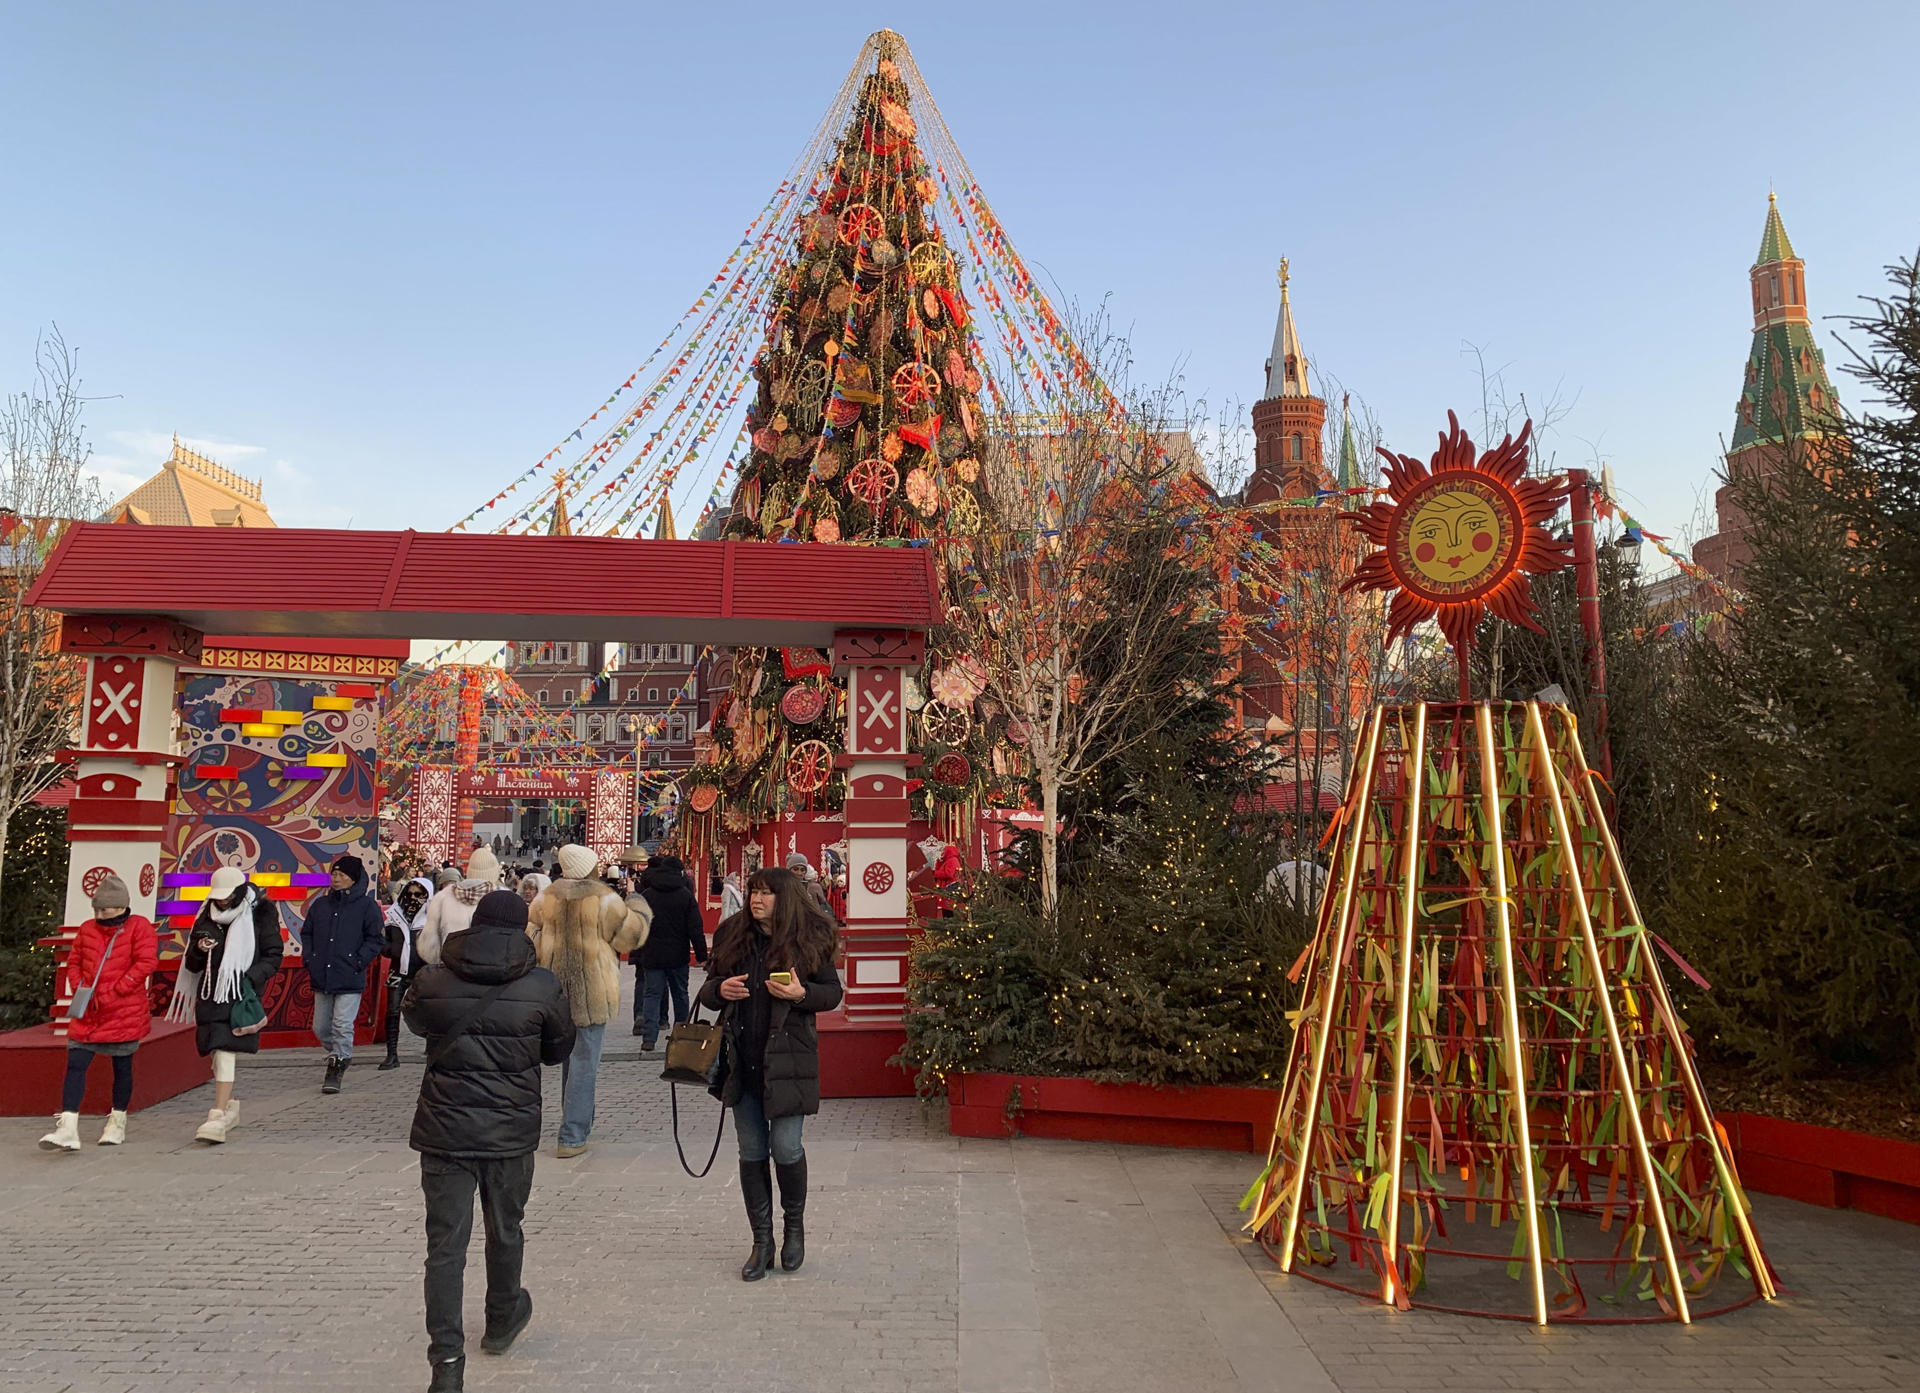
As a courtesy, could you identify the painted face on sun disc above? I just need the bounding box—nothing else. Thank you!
[1389,476,1519,601]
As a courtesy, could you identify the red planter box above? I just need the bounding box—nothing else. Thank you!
[0,1018,210,1116]
[948,1071,1281,1152]
[1722,1111,1920,1226]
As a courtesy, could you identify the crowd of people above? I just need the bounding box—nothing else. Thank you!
[35,841,845,1393]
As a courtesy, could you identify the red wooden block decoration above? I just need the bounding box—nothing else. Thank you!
[194,765,240,779]
[265,887,311,902]
[220,709,265,723]
[334,683,379,698]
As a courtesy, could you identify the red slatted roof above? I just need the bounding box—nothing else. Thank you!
[28,525,939,646]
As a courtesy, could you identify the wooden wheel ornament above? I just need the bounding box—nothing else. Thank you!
[848,458,899,507]
[838,203,886,246]
[786,739,834,794]
[907,241,949,285]
[922,701,971,744]
[892,361,941,409]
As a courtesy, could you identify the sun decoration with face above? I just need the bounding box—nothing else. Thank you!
[1342,411,1572,653]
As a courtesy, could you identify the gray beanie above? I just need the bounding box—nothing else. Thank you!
[91,873,130,914]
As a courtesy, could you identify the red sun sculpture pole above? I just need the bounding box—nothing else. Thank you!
[1565,468,1613,791]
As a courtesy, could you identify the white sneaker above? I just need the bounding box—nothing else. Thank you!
[222,1099,240,1132]
[97,1110,127,1146]
[38,1111,81,1151]
[193,1107,228,1145]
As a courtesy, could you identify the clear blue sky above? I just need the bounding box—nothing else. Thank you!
[5,1,1917,548]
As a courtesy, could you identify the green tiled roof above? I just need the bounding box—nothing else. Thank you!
[1730,319,1840,453]
[1757,193,1797,265]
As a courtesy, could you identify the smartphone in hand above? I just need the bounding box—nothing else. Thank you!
[767,971,794,986]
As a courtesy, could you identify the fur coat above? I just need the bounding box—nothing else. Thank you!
[529,878,651,1027]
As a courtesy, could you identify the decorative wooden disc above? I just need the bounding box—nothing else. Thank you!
[848,458,899,507]
[781,684,826,725]
[892,361,940,409]
[931,751,972,786]
[862,861,895,894]
[838,203,885,246]
[687,785,719,813]
[922,701,971,744]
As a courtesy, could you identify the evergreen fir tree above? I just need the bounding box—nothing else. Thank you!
[1663,251,1920,1079]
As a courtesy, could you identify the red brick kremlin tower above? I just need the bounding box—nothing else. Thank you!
[1245,259,1328,506]
[1694,194,1845,582]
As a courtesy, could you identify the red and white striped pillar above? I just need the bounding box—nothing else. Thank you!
[832,628,924,1025]
[46,616,199,1027]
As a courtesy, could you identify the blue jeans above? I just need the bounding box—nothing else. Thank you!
[639,965,690,1044]
[312,990,361,1060]
[732,1089,805,1165]
[557,1022,605,1146]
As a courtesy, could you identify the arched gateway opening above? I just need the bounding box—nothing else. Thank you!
[14,524,936,1107]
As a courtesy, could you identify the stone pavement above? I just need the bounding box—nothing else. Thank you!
[2,972,1917,1393]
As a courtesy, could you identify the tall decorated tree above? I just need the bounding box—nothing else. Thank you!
[705,41,1013,830]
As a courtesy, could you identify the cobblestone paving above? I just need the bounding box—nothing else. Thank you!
[2,974,1916,1392]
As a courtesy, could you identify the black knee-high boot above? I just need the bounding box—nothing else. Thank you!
[775,1156,807,1272]
[739,1159,776,1282]
[379,989,402,1069]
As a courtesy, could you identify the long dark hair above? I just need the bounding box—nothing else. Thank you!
[710,867,836,978]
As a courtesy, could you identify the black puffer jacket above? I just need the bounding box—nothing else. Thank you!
[182,893,285,1056]
[696,920,842,1119]
[403,922,575,1159]
[636,857,707,969]
[298,867,386,994]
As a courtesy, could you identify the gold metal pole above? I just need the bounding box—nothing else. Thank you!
[1475,702,1549,1326]
[1525,702,1691,1323]
[1558,723,1776,1302]
[1277,705,1386,1273]
[1382,702,1428,1306]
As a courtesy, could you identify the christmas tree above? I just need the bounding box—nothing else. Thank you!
[704,37,1016,828]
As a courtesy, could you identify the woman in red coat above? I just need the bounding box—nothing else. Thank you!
[38,873,158,1151]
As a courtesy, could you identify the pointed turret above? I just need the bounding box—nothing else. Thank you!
[1695,194,1846,584]
[1262,258,1311,400]
[655,494,677,541]
[546,472,573,537]
[1336,395,1360,491]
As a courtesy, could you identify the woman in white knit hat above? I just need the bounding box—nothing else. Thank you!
[169,866,284,1144]
[415,846,504,966]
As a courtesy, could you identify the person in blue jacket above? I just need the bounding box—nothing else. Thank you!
[299,853,387,1094]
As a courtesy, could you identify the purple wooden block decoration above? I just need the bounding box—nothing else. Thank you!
[290,873,333,887]
[161,873,211,888]
[155,899,200,915]
[283,767,326,780]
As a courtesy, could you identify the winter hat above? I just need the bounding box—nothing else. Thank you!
[785,852,810,871]
[91,873,130,914]
[465,847,503,885]
[332,853,366,882]
[433,867,460,890]
[556,843,598,880]
[471,889,529,932]
[618,845,650,867]
[209,866,248,898]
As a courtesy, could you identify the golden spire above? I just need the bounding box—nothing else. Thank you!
[547,470,573,537]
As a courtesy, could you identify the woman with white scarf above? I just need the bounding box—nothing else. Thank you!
[379,876,433,1069]
[415,847,503,966]
[168,866,284,1144]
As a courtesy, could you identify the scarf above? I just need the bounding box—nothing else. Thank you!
[384,876,434,975]
[166,887,259,1021]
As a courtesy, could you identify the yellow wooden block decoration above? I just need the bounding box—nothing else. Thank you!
[176,886,210,901]
[240,723,283,737]
[248,872,292,887]
[311,696,354,711]
[306,753,348,768]
[262,710,305,725]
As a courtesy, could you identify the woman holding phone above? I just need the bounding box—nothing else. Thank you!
[168,866,284,1144]
[696,866,841,1281]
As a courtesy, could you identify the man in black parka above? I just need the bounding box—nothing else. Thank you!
[633,854,707,1049]
[403,890,575,1393]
